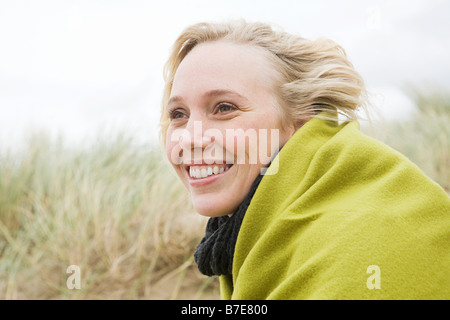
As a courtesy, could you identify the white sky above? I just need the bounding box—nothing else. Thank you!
[0,0,449,149]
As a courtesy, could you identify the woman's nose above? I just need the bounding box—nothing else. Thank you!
[179,119,215,153]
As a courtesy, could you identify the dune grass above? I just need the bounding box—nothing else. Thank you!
[0,88,448,300]
[0,131,219,299]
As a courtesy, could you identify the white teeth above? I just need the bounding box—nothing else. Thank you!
[189,165,231,179]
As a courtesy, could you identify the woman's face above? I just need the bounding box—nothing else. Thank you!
[165,41,294,217]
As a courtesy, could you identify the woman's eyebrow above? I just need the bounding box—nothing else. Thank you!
[168,89,249,107]
[167,95,184,107]
[203,89,247,100]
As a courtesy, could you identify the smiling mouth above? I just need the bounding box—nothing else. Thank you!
[187,164,233,179]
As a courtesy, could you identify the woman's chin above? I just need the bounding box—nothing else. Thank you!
[194,204,232,218]
[192,195,238,217]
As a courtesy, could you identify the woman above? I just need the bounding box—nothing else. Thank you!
[160,20,450,299]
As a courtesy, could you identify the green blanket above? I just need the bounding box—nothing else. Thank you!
[220,116,450,299]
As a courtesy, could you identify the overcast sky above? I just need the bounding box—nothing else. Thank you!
[0,0,449,149]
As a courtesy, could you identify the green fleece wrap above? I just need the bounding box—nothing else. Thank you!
[220,116,450,299]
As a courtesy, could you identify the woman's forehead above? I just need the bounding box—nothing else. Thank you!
[171,41,277,99]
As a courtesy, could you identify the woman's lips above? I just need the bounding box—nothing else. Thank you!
[188,164,232,179]
[185,163,233,187]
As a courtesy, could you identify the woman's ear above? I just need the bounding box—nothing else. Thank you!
[288,122,297,138]
[294,107,317,131]
[280,120,297,143]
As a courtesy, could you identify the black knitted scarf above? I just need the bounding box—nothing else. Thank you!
[193,173,264,276]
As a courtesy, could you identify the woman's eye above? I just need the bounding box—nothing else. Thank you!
[216,103,236,113]
[169,109,187,120]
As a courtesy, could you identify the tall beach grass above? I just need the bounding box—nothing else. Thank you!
[0,131,219,299]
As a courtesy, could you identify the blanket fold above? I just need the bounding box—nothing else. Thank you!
[221,116,450,300]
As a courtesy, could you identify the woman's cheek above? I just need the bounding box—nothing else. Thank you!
[227,129,278,167]
[165,128,184,166]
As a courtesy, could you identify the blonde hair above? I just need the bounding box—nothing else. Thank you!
[160,20,367,144]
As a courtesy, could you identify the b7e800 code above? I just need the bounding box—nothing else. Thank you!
[225,304,268,315]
